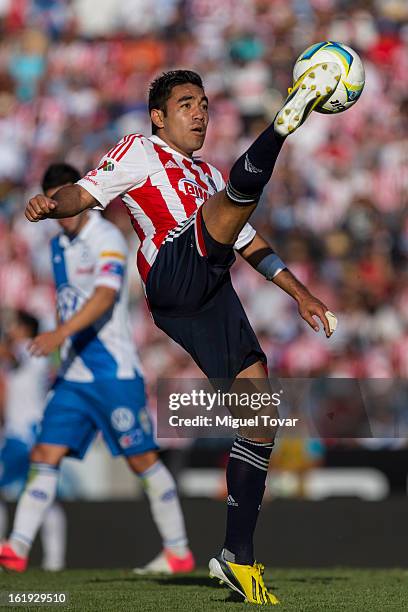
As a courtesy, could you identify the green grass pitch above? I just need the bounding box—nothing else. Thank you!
[1,568,408,611]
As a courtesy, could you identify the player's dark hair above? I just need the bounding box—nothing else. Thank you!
[148,70,204,134]
[15,310,39,338]
[41,163,81,194]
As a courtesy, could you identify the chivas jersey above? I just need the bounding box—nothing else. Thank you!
[77,134,256,283]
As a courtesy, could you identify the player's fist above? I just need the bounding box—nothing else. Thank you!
[25,195,57,222]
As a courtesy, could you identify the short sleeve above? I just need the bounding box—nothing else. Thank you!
[208,164,225,191]
[77,134,148,209]
[94,229,128,292]
[234,223,256,251]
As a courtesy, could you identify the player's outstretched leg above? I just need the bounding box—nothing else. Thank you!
[127,453,195,575]
[202,61,341,248]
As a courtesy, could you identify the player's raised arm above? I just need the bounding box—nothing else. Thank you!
[239,231,337,338]
[25,184,96,222]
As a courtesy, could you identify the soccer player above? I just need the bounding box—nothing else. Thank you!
[22,65,340,603]
[0,310,66,571]
[0,163,194,574]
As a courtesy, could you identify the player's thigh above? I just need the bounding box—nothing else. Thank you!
[99,377,158,458]
[38,379,98,460]
[201,189,257,245]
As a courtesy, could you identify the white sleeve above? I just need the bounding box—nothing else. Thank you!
[77,135,148,209]
[94,228,128,292]
[234,223,256,250]
[207,164,256,251]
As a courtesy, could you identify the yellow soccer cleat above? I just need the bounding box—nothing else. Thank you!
[274,62,341,136]
[209,554,279,605]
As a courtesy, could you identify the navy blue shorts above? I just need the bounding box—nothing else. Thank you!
[146,208,266,380]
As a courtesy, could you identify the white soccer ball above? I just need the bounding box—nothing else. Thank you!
[293,41,365,114]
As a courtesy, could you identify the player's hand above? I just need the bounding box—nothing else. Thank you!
[297,293,337,338]
[25,195,57,222]
[29,329,67,357]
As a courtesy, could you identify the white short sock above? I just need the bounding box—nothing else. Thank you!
[139,461,188,556]
[41,502,67,571]
[10,463,59,557]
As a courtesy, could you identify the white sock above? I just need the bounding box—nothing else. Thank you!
[139,461,188,556]
[0,500,8,539]
[9,463,59,557]
[41,502,67,571]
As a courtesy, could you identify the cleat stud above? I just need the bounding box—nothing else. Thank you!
[288,125,294,132]
[277,117,283,125]
[309,72,315,78]
[326,86,332,94]
[316,91,321,96]
[311,85,316,90]
[285,109,290,115]
[294,115,300,121]
[287,87,293,94]
[301,84,307,89]
[322,64,328,70]
[335,75,340,81]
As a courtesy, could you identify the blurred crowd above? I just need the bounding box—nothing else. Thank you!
[0,0,407,399]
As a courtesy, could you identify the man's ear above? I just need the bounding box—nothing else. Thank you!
[151,109,165,131]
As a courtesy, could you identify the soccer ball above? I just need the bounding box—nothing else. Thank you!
[293,41,365,114]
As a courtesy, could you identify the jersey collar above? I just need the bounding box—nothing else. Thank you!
[148,135,201,163]
[59,211,100,247]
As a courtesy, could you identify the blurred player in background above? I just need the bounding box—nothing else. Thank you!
[0,310,66,571]
[0,163,194,574]
[22,67,338,603]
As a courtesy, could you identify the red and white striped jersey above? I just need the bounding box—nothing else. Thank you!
[77,134,256,282]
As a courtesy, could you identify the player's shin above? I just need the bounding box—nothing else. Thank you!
[9,463,59,558]
[139,460,189,557]
[223,437,274,565]
[41,502,67,571]
[226,125,285,205]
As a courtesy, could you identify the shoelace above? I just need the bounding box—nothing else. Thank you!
[254,562,269,594]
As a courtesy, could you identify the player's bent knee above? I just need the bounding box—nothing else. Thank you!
[30,443,67,466]
[225,182,261,207]
[127,450,158,474]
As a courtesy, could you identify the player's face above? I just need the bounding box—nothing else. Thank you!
[153,83,209,156]
[45,184,87,236]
